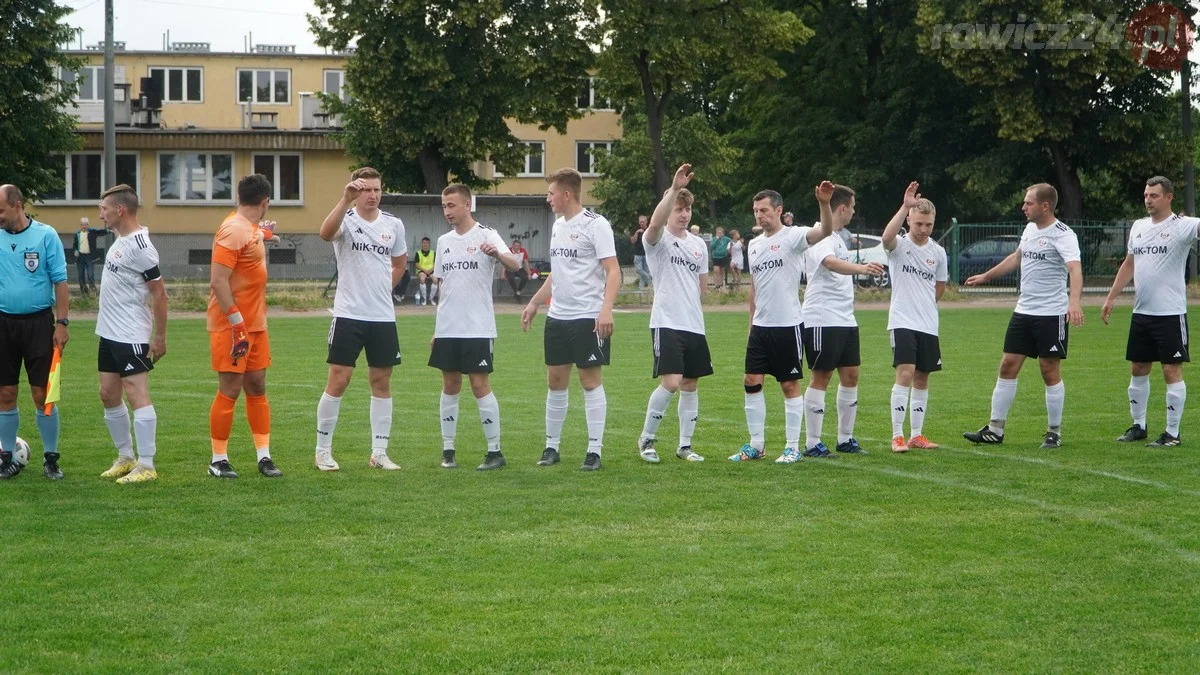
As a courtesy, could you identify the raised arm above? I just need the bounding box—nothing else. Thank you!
[320,180,364,242]
[808,181,836,244]
[646,163,693,247]
[882,182,921,252]
[1101,254,1134,325]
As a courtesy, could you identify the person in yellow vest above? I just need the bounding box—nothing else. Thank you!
[415,237,437,306]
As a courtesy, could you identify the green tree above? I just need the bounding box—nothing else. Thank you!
[309,0,598,192]
[595,0,811,195]
[0,1,82,200]
[590,112,740,231]
[916,0,1184,219]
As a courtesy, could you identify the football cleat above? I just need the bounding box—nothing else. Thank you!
[676,446,704,462]
[1116,424,1148,442]
[314,451,340,472]
[774,447,803,464]
[907,435,940,450]
[639,437,660,463]
[116,465,158,485]
[477,451,507,471]
[836,438,866,454]
[728,443,765,462]
[257,457,283,478]
[891,435,909,453]
[963,425,1003,444]
[1146,431,1181,447]
[1040,431,1062,449]
[580,452,602,471]
[536,448,561,466]
[43,452,63,480]
[208,459,238,479]
[369,452,401,471]
[101,457,137,479]
[441,449,458,469]
[802,442,832,458]
[0,451,18,479]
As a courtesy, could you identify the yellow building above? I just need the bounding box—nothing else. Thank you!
[38,43,622,236]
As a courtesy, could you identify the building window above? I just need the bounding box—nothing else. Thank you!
[158,152,234,202]
[251,153,303,203]
[237,69,290,104]
[149,67,203,102]
[323,69,349,101]
[576,141,614,176]
[61,65,106,101]
[494,142,545,178]
[577,77,612,110]
[43,152,139,202]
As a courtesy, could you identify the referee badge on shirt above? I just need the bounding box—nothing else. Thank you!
[23,251,39,272]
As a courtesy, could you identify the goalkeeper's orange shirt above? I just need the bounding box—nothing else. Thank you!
[206,213,269,333]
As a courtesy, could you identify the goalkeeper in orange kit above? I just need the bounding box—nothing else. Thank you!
[206,174,282,478]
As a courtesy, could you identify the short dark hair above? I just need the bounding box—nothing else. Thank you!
[752,190,782,208]
[421,236,430,242]
[0,185,25,206]
[1147,176,1174,195]
[831,185,856,210]
[101,184,138,214]
[237,174,272,206]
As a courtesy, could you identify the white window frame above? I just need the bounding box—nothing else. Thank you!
[323,69,349,102]
[148,66,204,103]
[156,151,237,205]
[42,152,141,205]
[494,141,545,178]
[236,69,291,105]
[575,141,614,177]
[579,77,612,111]
[63,65,105,101]
[250,152,304,205]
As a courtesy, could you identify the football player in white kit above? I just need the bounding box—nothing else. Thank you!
[314,167,408,471]
[430,184,521,470]
[95,184,168,484]
[636,164,710,463]
[1102,176,1197,446]
[521,168,620,471]
[964,183,1084,448]
[880,182,948,453]
[729,183,834,464]
[798,184,885,459]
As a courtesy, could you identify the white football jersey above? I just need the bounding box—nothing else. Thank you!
[747,225,811,328]
[433,223,511,338]
[802,232,856,328]
[332,208,408,322]
[886,234,948,335]
[1128,214,1200,316]
[1015,221,1080,316]
[645,228,708,335]
[97,227,161,344]
[547,209,617,320]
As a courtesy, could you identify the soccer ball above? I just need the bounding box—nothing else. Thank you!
[13,437,30,466]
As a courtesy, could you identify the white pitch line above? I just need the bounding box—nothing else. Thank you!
[820,459,1200,565]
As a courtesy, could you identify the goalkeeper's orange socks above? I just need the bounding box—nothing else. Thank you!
[246,394,271,461]
[209,392,236,462]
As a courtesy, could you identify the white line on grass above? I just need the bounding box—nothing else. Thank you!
[820,459,1200,565]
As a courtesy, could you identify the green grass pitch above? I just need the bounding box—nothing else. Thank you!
[3,305,1199,671]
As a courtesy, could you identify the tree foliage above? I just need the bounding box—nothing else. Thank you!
[0,0,82,200]
[310,0,598,193]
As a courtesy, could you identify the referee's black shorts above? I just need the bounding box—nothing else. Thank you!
[0,308,55,387]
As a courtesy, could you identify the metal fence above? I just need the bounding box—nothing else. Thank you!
[937,220,1187,295]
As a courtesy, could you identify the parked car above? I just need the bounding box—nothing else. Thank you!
[957,234,1021,284]
[849,234,890,288]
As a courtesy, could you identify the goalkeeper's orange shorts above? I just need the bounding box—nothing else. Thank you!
[209,329,272,373]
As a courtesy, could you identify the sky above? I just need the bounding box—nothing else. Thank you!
[63,0,327,53]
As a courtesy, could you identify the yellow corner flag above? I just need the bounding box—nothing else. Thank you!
[44,346,62,415]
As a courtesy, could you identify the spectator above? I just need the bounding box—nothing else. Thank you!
[630,215,651,289]
[710,226,732,289]
[838,225,860,249]
[415,236,437,305]
[392,268,411,304]
[783,212,795,226]
[729,229,744,287]
[502,238,533,300]
[73,217,106,295]
[689,224,701,235]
